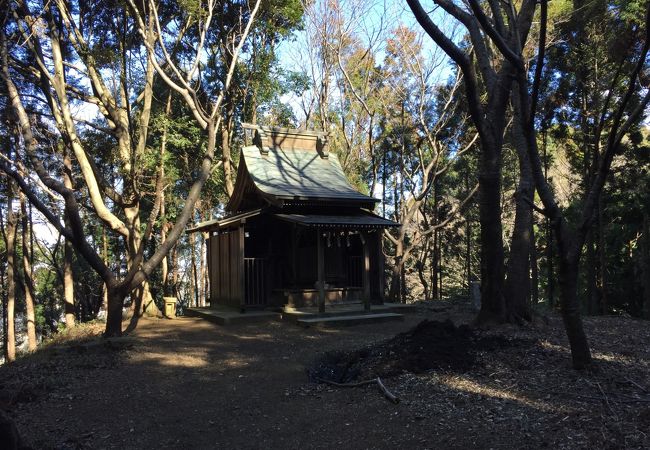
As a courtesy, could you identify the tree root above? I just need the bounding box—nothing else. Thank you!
[316,377,400,404]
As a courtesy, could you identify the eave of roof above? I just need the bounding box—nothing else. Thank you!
[274,212,399,229]
[186,209,264,233]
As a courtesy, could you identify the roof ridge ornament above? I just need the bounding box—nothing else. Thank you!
[317,133,329,159]
[253,128,269,156]
[241,122,330,158]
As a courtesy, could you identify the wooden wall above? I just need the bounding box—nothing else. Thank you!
[208,227,244,309]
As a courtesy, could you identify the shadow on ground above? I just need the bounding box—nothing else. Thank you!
[1,310,648,449]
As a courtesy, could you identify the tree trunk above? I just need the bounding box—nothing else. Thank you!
[5,182,17,362]
[417,239,430,301]
[136,281,160,317]
[438,233,443,300]
[200,230,207,307]
[585,231,598,314]
[543,131,555,308]
[530,217,539,307]
[504,121,534,322]
[63,147,76,327]
[105,285,125,337]
[63,237,76,327]
[0,207,6,359]
[476,145,506,324]
[388,254,404,303]
[221,125,234,197]
[159,93,171,297]
[190,230,199,307]
[171,244,179,298]
[19,193,37,351]
[556,228,592,368]
[642,212,650,320]
[465,199,472,298]
[431,229,439,300]
[597,199,607,313]
[161,220,169,296]
[124,204,161,318]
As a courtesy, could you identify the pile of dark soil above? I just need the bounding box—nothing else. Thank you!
[308,319,531,383]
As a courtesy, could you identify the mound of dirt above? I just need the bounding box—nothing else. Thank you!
[308,319,531,383]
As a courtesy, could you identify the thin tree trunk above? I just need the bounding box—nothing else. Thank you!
[0,203,7,360]
[201,232,210,306]
[101,226,108,314]
[389,167,402,302]
[5,181,17,362]
[221,124,235,197]
[431,229,439,301]
[160,91,171,297]
[161,219,169,296]
[465,169,472,299]
[63,147,76,327]
[2,283,7,361]
[585,231,598,314]
[388,253,403,302]
[161,216,169,295]
[417,238,431,301]
[171,244,179,298]
[438,232,443,300]
[190,231,198,307]
[542,131,554,308]
[642,212,650,319]
[597,199,607,313]
[200,229,207,307]
[20,193,37,351]
[382,149,386,217]
[556,228,592,368]
[530,217,539,307]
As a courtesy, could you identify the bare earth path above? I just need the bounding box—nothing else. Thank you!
[2,308,649,449]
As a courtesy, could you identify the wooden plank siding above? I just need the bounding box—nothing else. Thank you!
[208,228,245,309]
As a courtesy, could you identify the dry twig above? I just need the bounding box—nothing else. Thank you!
[316,377,400,404]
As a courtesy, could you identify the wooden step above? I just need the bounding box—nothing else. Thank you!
[185,307,280,325]
[296,312,404,327]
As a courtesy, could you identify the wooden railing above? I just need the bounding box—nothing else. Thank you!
[244,258,267,307]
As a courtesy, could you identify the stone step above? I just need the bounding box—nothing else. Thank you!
[282,307,373,320]
[296,312,404,327]
[185,307,280,325]
[282,302,416,322]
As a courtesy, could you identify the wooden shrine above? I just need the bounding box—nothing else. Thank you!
[187,124,399,312]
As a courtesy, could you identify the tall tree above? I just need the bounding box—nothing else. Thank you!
[406,0,538,323]
[3,177,16,361]
[19,192,36,351]
[514,0,649,367]
[405,0,648,367]
[0,0,261,336]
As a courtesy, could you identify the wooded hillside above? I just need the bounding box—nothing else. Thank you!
[0,0,648,369]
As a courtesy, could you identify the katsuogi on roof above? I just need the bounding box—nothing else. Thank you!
[189,124,398,313]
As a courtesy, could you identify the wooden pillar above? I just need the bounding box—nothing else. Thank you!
[317,228,325,313]
[362,231,371,311]
[206,234,212,305]
[291,224,298,287]
[239,224,245,312]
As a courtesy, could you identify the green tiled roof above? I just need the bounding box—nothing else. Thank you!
[242,145,377,203]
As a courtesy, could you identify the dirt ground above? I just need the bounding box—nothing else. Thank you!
[1,304,649,449]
